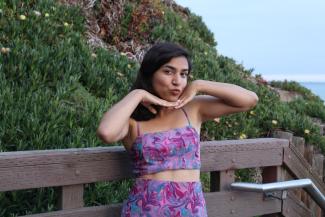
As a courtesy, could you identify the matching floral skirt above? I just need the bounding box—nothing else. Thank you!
[121,178,208,217]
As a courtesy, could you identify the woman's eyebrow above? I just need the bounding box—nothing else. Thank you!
[163,65,189,71]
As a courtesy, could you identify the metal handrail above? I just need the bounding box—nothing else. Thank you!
[231,178,325,211]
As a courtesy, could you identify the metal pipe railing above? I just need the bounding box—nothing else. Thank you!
[231,178,325,211]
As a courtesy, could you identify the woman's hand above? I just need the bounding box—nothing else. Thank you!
[174,81,200,109]
[140,90,181,114]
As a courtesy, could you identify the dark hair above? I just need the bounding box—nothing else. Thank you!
[130,42,192,121]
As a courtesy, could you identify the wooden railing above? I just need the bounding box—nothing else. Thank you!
[0,132,324,217]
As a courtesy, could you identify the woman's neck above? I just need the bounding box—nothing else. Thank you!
[157,107,175,119]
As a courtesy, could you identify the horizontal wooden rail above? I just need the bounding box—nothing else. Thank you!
[0,138,288,192]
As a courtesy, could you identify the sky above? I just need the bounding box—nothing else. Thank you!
[175,0,325,82]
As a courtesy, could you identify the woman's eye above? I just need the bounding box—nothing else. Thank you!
[181,73,188,78]
[164,70,172,74]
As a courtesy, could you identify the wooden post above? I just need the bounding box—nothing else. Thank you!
[210,170,235,192]
[292,136,305,201]
[58,184,84,210]
[264,131,293,217]
[210,170,236,216]
[261,166,285,217]
[313,153,324,217]
[304,144,315,211]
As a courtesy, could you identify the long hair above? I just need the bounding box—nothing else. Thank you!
[130,42,192,121]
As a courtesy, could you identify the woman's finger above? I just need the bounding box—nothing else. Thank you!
[157,99,179,107]
[148,105,157,114]
[174,98,189,109]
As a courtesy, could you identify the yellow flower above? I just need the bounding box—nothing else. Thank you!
[127,64,131,69]
[91,53,97,58]
[1,47,10,54]
[272,120,278,125]
[250,111,255,115]
[304,129,310,134]
[117,72,124,77]
[121,52,127,56]
[239,133,247,139]
[162,11,165,15]
[45,13,49,17]
[33,10,41,16]
[19,15,26,20]
[64,22,69,27]
[204,51,208,55]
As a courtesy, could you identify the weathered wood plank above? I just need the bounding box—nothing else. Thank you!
[58,184,84,210]
[1,139,287,168]
[0,154,134,192]
[262,166,285,217]
[282,190,312,217]
[313,153,324,217]
[272,131,293,143]
[20,191,282,217]
[0,138,289,192]
[292,136,305,201]
[292,136,305,156]
[201,138,288,172]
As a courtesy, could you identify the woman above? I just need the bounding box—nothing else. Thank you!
[97,42,258,216]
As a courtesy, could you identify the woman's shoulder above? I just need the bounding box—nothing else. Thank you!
[183,95,220,124]
[183,95,208,112]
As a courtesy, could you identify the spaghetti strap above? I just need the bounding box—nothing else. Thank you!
[180,108,191,126]
[136,121,141,136]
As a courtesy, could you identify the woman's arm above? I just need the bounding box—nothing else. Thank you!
[96,89,144,144]
[176,80,259,122]
[97,89,180,143]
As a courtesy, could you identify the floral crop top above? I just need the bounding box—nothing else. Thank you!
[128,108,201,177]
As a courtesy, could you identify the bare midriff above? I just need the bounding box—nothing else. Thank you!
[138,169,200,182]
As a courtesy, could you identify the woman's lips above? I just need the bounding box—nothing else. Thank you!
[170,90,181,95]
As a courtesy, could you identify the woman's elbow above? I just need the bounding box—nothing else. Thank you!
[96,128,117,144]
[250,92,259,107]
[242,93,259,111]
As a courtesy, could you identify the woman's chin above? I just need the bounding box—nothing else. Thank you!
[168,96,180,102]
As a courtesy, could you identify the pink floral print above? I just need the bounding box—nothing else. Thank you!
[129,126,201,176]
[121,178,208,217]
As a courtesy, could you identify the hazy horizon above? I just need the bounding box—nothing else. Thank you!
[263,74,325,82]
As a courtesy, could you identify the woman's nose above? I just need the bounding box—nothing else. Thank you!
[172,75,181,85]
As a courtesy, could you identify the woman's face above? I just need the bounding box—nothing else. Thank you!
[152,56,189,102]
